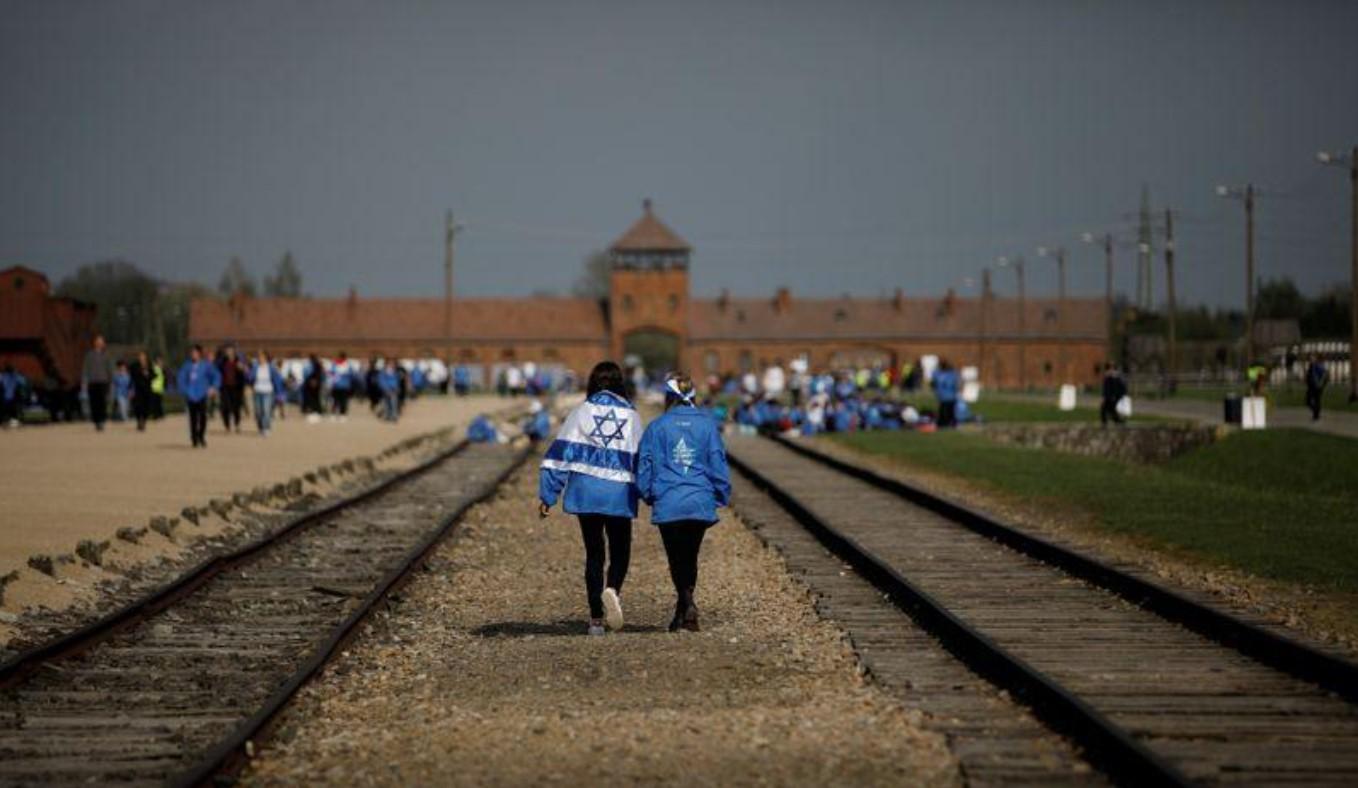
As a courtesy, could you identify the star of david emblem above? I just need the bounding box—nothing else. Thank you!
[588,409,628,448]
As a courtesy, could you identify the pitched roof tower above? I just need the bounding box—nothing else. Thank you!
[608,199,691,268]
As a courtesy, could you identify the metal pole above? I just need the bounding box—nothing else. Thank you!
[1017,258,1027,390]
[1104,233,1114,363]
[1245,185,1255,372]
[1350,149,1357,402]
[980,268,991,385]
[444,211,455,358]
[1165,210,1178,387]
[1057,248,1068,383]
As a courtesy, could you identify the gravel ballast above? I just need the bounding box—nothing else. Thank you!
[245,462,957,786]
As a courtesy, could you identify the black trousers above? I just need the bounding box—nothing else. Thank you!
[659,521,710,604]
[132,391,150,430]
[87,382,109,429]
[579,515,632,619]
[187,400,208,446]
[1306,387,1322,420]
[150,392,164,419]
[0,399,18,423]
[332,388,351,415]
[1100,398,1124,425]
[937,400,957,428]
[221,386,243,430]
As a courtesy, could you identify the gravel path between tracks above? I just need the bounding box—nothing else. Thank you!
[244,461,958,787]
[810,435,1358,659]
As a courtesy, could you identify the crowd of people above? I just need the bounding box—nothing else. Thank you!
[0,335,466,444]
[691,357,972,437]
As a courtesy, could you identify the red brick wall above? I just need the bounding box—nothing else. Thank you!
[608,267,689,360]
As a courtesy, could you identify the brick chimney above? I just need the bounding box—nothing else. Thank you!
[893,288,904,311]
[774,287,791,313]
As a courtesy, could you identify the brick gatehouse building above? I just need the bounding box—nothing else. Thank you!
[190,202,1108,388]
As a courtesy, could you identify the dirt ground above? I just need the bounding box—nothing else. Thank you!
[0,395,512,631]
[244,462,958,787]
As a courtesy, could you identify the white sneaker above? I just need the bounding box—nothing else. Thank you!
[602,587,624,631]
[587,619,606,637]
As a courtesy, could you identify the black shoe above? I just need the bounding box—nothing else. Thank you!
[681,603,700,632]
[668,606,685,633]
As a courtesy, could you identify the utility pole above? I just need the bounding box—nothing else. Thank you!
[979,267,992,385]
[444,211,458,358]
[1164,209,1178,386]
[1319,146,1358,401]
[1245,184,1256,371]
[1103,233,1115,362]
[1137,185,1153,310]
[1039,245,1068,383]
[1057,247,1068,383]
[1218,183,1258,374]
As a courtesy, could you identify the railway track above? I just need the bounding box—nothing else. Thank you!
[728,435,1358,786]
[0,439,528,787]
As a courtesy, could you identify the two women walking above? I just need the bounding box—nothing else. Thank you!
[538,362,730,636]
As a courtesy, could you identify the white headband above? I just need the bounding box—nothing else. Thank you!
[665,378,695,405]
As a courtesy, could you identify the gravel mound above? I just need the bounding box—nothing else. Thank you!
[246,463,957,786]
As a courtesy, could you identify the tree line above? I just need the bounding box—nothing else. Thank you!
[54,253,304,362]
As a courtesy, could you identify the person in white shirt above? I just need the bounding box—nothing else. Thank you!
[762,362,786,399]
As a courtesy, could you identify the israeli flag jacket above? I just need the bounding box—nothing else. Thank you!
[539,390,641,518]
[636,405,731,525]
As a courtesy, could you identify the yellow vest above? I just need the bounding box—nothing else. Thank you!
[150,366,166,394]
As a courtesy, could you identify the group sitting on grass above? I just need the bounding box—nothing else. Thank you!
[720,360,973,436]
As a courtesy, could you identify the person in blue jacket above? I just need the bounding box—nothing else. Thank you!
[1,364,27,427]
[524,400,552,441]
[177,344,221,448]
[932,359,960,428]
[539,361,640,636]
[378,360,401,422]
[636,373,731,633]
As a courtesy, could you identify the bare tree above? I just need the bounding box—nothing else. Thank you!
[572,250,612,299]
[264,251,303,297]
[217,256,257,298]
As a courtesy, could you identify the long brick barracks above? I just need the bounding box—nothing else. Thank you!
[190,202,1109,387]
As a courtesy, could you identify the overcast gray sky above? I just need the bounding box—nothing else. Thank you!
[3,0,1356,308]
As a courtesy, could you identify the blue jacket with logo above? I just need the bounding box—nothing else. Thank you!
[636,404,731,525]
[539,391,641,519]
[176,359,221,403]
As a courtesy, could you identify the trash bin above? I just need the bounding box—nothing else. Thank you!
[1223,394,1242,425]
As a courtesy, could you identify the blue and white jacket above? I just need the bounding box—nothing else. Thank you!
[539,390,641,518]
[636,404,731,525]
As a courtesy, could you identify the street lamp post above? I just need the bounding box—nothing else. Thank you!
[998,256,1026,389]
[1083,232,1115,363]
[1317,146,1358,402]
[1038,245,1069,383]
[1216,184,1256,372]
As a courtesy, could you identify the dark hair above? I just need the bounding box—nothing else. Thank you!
[586,361,627,398]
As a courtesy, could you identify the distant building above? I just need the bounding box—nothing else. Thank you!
[190,202,1109,387]
[0,266,97,390]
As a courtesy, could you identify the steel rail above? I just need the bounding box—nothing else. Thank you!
[767,433,1358,705]
[729,449,1191,787]
[0,435,472,690]
[171,443,532,787]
